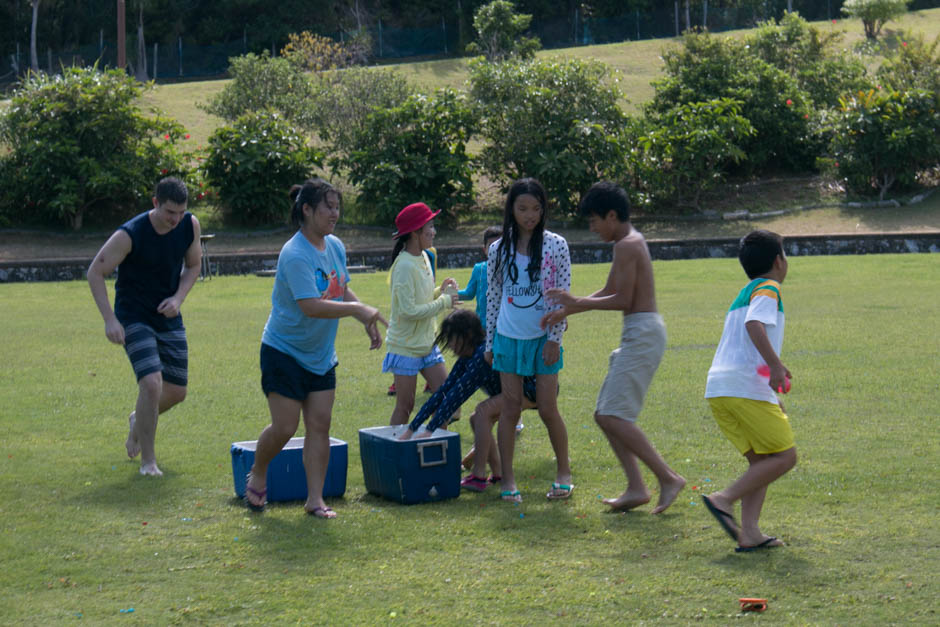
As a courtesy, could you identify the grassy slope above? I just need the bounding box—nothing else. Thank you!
[141,8,940,147]
[0,256,937,623]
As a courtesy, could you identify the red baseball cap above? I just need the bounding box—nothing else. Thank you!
[393,202,440,239]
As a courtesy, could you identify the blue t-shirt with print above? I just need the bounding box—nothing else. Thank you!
[262,231,350,375]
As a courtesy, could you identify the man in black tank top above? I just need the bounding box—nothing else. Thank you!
[87,177,202,476]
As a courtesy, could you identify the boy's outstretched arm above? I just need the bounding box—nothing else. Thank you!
[540,239,637,328]
[745,320,791,393]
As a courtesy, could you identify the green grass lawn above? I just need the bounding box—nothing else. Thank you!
[1,254,937,623]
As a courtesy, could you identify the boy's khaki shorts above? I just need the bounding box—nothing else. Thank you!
[707,397,795,455]
[595,313,666,421]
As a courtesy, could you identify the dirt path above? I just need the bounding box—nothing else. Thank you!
[2,202,938,261]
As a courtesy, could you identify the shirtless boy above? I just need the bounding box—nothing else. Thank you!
[541,182,685,513]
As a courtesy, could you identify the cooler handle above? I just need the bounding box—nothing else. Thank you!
[416,440,448,468]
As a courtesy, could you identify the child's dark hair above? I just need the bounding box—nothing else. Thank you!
[435,309,484,354]
[579,181,629,222]
[289,178,340,229]
[739,230,784,279]
[155,177,188,205]
[493,178,548,285]
[482,225,502,245]
[391,231,415,261]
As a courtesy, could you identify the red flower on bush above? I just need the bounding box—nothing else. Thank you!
[197,192,205,200]
[902,41,908,47]
[161,168,168,174]
[786,99,793,106]
[804,114,809,119]
[184,133,191,139]
[164,134,170,140]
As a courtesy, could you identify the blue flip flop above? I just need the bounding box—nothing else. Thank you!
[500,490,522,503]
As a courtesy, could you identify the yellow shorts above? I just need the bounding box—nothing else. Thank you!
[707,397,795,455]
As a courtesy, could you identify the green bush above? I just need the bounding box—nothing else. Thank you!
[877,32,940,94]
[830,88,940,199]
[640,99,755,210]
[649,30,815,173]
[302,68,414,173]
[202,110,323,227]
[842,0,911,40]
[748,12,870,107]
[337,88,477,226]
[469,57,627,214]
[202,52,312,128]
[0,67,191,230]
[466,0,540,62]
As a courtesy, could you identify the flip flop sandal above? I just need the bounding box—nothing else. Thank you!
[735,537,781,553]
[244,474,266,512]
[500,490,522,503]
[460,474,488,492]
[739,598,768,612]
[546,482,574,500]
[702,495,739,542]
[307,506,336,519]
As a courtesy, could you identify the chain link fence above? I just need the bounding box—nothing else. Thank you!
[1,2,928,87]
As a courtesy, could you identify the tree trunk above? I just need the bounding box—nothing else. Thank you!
[703,0,708,28]
[684,0,691,32]
[135,5,148,81]
[30,0,40,72]
[117,0,126,69]
[674,1,679,36]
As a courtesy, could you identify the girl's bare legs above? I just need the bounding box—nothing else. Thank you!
[421,362,448,393]
[497,373,524,496]
[707,447,796,546]
[470,396,503,479]
[301,388,335,515]
[535,373,572,492]
[247,392,302,505]
[389,373,418,425]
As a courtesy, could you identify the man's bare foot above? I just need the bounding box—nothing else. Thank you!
[603,490,651,511]
[139,460,163,476]
[651,475,687,514]
[125,412,140,459]
[396,429,414,441]
[414,430,433,439]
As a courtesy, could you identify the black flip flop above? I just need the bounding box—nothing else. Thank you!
[735,537,781,553]
[702,495,739,542]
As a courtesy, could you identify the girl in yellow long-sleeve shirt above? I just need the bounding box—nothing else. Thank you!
[382,202,459,425]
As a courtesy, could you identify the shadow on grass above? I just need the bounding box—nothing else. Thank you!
[224,496,354,556]
[71,465,181,508]
[712,550,813,581]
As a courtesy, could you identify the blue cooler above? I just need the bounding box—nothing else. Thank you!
[231,436,347,502]
[359,426,461,505]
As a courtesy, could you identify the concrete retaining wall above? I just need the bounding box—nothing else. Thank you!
[2,232,937,283]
